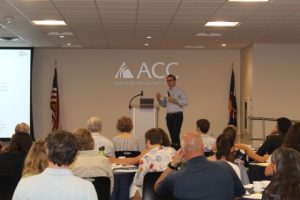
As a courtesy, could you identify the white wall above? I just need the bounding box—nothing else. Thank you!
[252,44,300,120]
[240,45,253,142]
[32,49,240,140]
[238,44,300,146]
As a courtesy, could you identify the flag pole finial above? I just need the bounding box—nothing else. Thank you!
[54,60,58,68]
[231,62,234,69]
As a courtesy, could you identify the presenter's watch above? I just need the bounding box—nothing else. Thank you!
[168,162,178,170]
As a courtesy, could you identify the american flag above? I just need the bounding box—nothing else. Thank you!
[50,67,60,131]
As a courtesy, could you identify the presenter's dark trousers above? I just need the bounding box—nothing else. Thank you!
[166,112,183,150]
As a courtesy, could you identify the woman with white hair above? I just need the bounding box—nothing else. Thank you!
[87,116,114,157]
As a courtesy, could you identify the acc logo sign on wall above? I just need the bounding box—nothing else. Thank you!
[114,62,179,79]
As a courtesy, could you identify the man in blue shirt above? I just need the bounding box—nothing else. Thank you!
[155,131,245,200]
[156,74,188,149]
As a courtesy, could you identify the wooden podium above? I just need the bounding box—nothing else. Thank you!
[130,105,159,150]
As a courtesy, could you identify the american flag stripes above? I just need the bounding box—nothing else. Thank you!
[50,67,60,131]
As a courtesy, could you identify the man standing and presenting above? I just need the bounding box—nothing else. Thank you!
[156,74,187,149]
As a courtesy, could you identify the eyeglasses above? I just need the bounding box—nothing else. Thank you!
[167,79,175,82]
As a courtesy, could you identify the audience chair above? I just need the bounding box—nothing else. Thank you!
[115,151,141,158]
[142,172,174,200]
[0,174,20,200]
[85,176,111,200]
[204,151,214,157]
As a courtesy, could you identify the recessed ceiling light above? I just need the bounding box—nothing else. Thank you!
[184,45,206,49]
[67,43,71,46]
[195,32,222,37]
[144,43,149,46]
[48,32,74,36]
[146,36,152,39]
[221,43,227,47]
[3,16,14,24]
[229,0,269,2]
[59,35,65,38]
[205,21,240,27]
[61,44,82,48]
[32,20,66,26]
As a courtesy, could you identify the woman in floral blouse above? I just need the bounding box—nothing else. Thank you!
[130,128,175,200]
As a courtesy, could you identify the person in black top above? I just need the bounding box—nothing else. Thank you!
[0,131,32,178]
[257,117,292,156]
[155,131,245,200]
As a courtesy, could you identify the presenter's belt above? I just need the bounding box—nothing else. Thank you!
[167,111,183,115]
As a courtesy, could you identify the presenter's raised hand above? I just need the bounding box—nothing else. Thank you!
[168,96,178,104]
[156,92,162,101]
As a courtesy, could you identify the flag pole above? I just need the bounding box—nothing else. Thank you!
[54,60,58,68]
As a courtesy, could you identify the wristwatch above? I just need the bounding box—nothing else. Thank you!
[168,162,178,170]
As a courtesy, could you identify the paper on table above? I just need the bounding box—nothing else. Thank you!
[112,164,137,170]
[244,184,253,189]
[113,169,138,173]
[243,193,262,199]
[249,162,270,167]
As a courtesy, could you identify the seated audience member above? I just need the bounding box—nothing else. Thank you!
[13,131,97,200]
[112,116,139,151]
[15,122,30,134]
[234,143,269,163]
[196,119,216,153]
[263,147,300,200]
[223,125,238,142]
[22,139,48,178]
[0,140,3,152]
[0,131,32,178]
[87,116,114,157]
[71,128,113,190]
[282,122,300,152]
[155,131,245,200]
[257,117,291,156]
[208,133,241,179]
[130,128,175,200]
[222,125,268,164]
[110,128,173,166]
[265,122,300,176]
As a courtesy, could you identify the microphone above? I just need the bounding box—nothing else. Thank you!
[167,91,170,97]
[129,91,144,109]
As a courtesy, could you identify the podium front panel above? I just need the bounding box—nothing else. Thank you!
[131,107,158,150]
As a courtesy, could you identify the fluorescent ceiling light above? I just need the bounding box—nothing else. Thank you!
[146,36,152,39]
[229,0,269,2]
[144,43,149,46]
[48,32,73,36]
[205,21,240,27]
[195,32,222,37]
[184,45,206,49]
[33,20,66,25]
[221,43,227,47]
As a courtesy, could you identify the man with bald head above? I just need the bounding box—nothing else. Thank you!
[155,131,245,200]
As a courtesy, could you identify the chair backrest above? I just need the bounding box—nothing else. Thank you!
[87,176,111,200]
[143,172,169,200]
[204,151,214,157]
[115,151,141,158]
[0,174,20,200]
